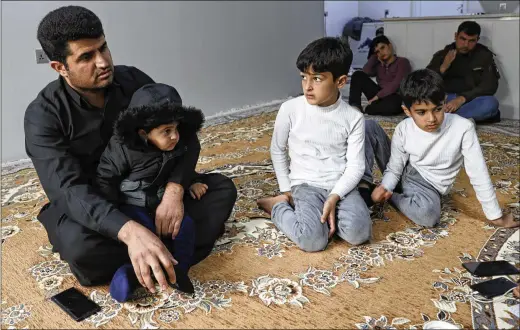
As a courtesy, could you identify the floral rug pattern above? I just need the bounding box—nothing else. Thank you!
[1,111,519,329]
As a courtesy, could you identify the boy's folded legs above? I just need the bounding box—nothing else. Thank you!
[270,184,371,251]
[390,165,441,228]
[271,185,329,252]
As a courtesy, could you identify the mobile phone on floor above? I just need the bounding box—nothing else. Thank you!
[470,277,517,299]
[462,261,520,277]
[51,287,101,322]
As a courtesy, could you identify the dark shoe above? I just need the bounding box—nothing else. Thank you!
[171,266,195,294]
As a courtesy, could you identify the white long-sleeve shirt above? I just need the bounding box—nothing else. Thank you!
[270,95,365,199]
[381,113,502,220]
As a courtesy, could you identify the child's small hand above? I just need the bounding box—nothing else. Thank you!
[189,183,208,200]
[371,185,392,203]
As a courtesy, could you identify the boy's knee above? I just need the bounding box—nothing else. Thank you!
[409,205,440,227]
[296,234,329,252]
[336,210,372,245]
[365,119,378,133]
[365,119,386,138]
[337,223,371,246]
[351,70,367,81]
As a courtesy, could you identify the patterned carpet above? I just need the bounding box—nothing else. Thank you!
[1,107,519,329]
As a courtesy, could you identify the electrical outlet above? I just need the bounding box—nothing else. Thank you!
[35,49,49,64]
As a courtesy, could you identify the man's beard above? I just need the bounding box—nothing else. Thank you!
[66,68,113,93]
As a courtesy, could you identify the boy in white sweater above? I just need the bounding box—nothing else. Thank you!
[370,69,517,228]
[257,37,372,252]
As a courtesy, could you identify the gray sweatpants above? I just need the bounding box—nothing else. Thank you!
[363,120,442,227]
[271,184,371,252]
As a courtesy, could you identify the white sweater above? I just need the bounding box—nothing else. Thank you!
[270,95,365,199]
[381,113,502,220]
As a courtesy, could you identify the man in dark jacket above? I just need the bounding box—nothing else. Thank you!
[24,6,237,292]
[427,21,501,123]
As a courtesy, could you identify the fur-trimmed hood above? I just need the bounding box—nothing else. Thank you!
[113,83,204,150]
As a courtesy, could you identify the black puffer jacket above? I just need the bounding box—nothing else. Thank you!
[95,84,204,210]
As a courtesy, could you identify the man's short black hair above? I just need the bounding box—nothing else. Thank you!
[457,21,481,37]
[400,69,446,109]
[296,37,353,80]
[37,6,104,64]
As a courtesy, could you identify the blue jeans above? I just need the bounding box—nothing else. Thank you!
[447,94,499,122]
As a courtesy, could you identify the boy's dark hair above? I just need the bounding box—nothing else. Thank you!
[457,21,481,37]
[114,104,204,150]
[37,6,104,64]
[400,69,446,109]
[368,35,391,58]
[370,35,391,49]
[296,37,353,80]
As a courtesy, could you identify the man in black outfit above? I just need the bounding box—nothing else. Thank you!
[24,6,237,293]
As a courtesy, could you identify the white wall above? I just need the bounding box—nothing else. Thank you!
[413,1,466,17]
[358,1,411,19]
[467,1,520,14]
[325,1,358,37]
[1,1,325,162]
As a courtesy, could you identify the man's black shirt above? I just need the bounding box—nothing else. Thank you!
[24,65,154,239]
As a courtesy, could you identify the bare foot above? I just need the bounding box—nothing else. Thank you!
[513,284,520,298]
[256,195,290,215]
[487,213,519,228]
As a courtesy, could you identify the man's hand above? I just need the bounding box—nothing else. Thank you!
[118,221,178,293]
[368,95,379,105]
[487,213,519,228]
[444,96,466,113]
[440,49,457,74]
[283,191,295,207]
[189,182,208,200]
[371,185,393,203]
[321,194,340,238]
[155,183,184,239]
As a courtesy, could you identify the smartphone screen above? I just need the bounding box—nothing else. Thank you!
[462,261,520,277]
[51,287,101,322]
[470,277,517,299]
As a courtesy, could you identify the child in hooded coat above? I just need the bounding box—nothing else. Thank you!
[95,83,206,302]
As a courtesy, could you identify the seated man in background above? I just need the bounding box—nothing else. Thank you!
[427,21,501,123]
[349,36,411,116]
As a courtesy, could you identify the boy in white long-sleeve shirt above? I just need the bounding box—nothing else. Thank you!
[257,37,372,252]
[370,69,517,228]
